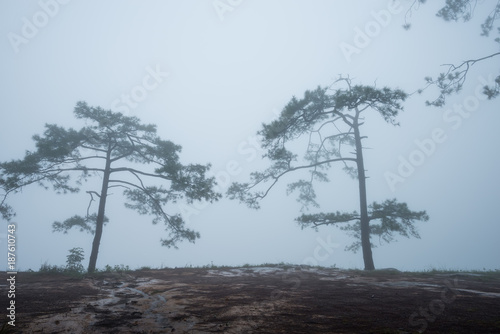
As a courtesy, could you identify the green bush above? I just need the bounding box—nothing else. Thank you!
[38,262,65,274]
[98,264,131,273]
[66,247,85,273]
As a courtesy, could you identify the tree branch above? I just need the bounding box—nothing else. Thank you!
[110,166,173,181]
[296,211,360,228]
[421,51,500,106]
[228,156,358,208]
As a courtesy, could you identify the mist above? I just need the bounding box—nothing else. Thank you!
[1,0,499,272]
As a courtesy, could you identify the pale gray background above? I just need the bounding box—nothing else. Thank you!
[1,0,499,271]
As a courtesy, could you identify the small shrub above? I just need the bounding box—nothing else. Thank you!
[137,266,152,271]
[66,247,85,273]
[114,264,130,272]
[99,264,131,273]
[39,262,65,274]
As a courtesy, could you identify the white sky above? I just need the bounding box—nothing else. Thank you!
[1,0,499,271]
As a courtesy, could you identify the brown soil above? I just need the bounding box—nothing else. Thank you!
[4,266,500,333]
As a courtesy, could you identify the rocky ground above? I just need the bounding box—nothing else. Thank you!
[4,266,500,333]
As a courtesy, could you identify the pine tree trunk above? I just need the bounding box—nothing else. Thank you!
[87,150,112,273]
[353,114,375,270]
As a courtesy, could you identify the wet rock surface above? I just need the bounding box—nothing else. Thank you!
[8,267,500,333]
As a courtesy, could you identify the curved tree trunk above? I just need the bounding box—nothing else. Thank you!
[353,112,375,270]
[87,149,112,273]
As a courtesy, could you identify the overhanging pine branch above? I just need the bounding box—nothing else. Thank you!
[229,156,358,208]
[108,178,182,233]
[296,211,361,228]
[110,166,173,180]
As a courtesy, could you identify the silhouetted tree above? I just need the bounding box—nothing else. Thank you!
[0,102,221,272]
[227,78,428,270]
[404,0,500,106]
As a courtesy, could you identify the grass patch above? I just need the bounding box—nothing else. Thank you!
[22,262,500,280]
[180,262,339,271]
[97,264,131,273]
[36,262,85,278]
[397,268,500,280]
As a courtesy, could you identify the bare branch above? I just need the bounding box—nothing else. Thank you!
[85,191,100,217]
[422,52,500,106]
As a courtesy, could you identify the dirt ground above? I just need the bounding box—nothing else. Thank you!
[4,266,500,333]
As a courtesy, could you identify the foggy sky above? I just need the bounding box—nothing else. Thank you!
[1,0,499,271]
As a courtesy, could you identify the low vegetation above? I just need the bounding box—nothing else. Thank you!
[27,247,500,278]
[27,258,500,280]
